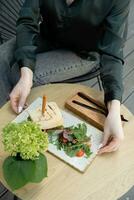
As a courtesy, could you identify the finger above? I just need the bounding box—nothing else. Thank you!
[98,138,120,154]
[18,93,28,113]
[101,132,110,147]
[23,102,28,109]
[10,94,19,113]
[99,137,119,153]
[98,145,119,154]
[99,139,119,153]
[98,135,113,150]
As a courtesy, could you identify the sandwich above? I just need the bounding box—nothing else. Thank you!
[29,96,64,130]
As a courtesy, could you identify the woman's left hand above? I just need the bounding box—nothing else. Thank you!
[98,100,124,154]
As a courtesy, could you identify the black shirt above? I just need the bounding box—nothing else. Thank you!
[15,0,130,104]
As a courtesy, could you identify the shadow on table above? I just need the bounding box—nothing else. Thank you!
[0,182,21,200]
[118,186,134,200]
[0,180,134,200]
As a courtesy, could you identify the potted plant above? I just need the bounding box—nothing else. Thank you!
[2,121,49,190]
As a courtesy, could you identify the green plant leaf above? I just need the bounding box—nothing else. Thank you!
[2,121,48,160]
[29,154,48,183]
[3,154,48,190]
[72,123,87,142]
[3,156,34,190]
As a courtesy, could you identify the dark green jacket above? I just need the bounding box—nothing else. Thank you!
[15,0,130,104]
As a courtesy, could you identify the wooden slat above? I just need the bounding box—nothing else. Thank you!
[122,69,134,103]
[124,91,134,114]
[65,92,106,130]
[124,50,134,77]
[124,35,134,58]
[128,0,134,24]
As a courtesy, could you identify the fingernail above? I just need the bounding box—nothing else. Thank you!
[24,104,28,109]
[18,106,23,113]
[98,143,103,149]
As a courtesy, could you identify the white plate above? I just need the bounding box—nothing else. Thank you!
[13,97,103,172]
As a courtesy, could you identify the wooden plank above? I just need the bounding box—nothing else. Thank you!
[128,0,134,25]
[124,35,134,58]
[124,91,134,114]
[65,92,106,130]
[127,22,134,40]
[124,50,134,77]
[122,69,134,102]
[127,0,134,39]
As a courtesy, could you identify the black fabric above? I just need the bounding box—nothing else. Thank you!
[0,0,100,89]
[0,0,24,43]
[15,0,130,104]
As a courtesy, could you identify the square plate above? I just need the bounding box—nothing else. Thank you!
[13,97,103,172]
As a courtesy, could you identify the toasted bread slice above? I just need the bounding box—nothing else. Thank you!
[29,102,64,130]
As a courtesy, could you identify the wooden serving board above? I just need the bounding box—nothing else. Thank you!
[65,92,107,131]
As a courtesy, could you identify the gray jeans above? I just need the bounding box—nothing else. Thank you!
[0,37,99,107]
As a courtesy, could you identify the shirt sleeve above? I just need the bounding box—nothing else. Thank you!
[15,0,40,72]
[98,0,130,105]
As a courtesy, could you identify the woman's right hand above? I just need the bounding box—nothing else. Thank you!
[10,67,33,113]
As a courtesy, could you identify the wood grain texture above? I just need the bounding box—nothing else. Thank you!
[122,70,134,102]
[123,52,134,78]
[65,92,106,130]
[124,91,134,114]
[0,84,134,200]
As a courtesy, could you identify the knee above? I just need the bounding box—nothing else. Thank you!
[0,56,10,78]
[0,37,16,65]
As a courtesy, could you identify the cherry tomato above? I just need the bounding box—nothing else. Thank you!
[62,138,68,143]
[76,149,85,157]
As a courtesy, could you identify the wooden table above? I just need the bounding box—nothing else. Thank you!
[0,84,134,200]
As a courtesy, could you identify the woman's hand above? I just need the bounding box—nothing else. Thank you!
[98,100,124,154]
[10,67,33,113]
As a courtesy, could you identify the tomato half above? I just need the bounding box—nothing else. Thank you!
[76,149,84,157]
[62,138,68,143]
